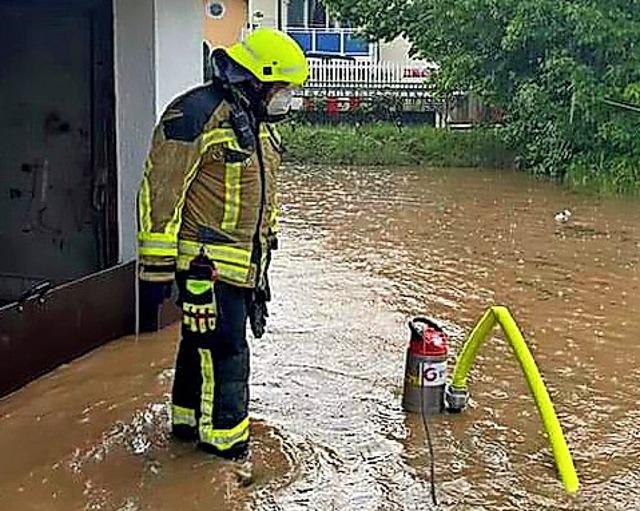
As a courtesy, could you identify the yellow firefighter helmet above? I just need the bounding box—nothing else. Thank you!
[226,28,310,87]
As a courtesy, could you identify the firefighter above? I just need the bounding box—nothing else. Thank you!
[136,28,309,460]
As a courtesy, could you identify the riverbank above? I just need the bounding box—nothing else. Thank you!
[280,123,514,169]
[280,123,640,196]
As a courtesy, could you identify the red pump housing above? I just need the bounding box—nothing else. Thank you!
[409,324,449,357]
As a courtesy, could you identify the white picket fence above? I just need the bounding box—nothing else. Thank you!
[306,59,437,89]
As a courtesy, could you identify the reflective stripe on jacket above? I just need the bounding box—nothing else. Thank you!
[136,83,282,287]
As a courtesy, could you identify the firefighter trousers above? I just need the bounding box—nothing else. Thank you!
[170,277,251,458]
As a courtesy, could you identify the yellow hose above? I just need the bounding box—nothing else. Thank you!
[450,306,580,495]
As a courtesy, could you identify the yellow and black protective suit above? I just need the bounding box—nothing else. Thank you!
[136,82,283,458]
[137,27,308,460]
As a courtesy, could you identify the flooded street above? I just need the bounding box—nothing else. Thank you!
[1,165,639,510]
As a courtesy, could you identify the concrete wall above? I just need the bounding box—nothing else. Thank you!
[155,0,203,115]
[113,0,156,262]
[113,0,204,262]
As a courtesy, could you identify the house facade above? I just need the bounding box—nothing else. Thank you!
[202,0,435,116]
[204,0,247,49]
[0,0,204,398]
[202,0,423,64]
[278,0,419,63]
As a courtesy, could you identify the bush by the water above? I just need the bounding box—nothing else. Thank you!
[280,123,514,169]
[321,0,640,196]
[280,122,640,195]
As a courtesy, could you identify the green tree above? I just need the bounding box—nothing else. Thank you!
[324,0,640,191]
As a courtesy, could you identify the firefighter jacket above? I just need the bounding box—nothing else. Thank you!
[137,83,282,288]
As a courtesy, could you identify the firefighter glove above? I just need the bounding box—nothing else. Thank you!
[182,278,217,334]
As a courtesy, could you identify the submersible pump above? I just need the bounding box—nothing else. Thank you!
[402,317,449,414]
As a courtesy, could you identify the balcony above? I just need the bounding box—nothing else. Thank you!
[286,27,372,58]
[305,59,437,89]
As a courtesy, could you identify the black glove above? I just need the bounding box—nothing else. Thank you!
[249,290,269,339]
[267,235,279,251]
[139,279,173,333]
[249,246,274,339]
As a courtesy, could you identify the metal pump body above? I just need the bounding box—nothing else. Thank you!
[402,317,449,415]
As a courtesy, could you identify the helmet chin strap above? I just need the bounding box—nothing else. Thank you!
[262,112,291,123]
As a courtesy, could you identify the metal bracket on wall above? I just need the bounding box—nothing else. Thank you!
[17,280,52,312]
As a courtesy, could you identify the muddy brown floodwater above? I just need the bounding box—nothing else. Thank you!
[1,165,639,511]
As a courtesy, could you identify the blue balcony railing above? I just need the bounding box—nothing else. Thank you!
[286,28,371,58]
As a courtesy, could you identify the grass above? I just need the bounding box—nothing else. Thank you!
[279,123,515,169]
[565,156,640,196]
[279,122,640,197]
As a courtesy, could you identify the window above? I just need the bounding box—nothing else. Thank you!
[207,1,225,19]
[284,0,371,56]
[307,0,326,28]
[287,0,337,29]
[287,0,305,27]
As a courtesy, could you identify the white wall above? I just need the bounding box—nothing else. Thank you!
[252,0,278,28]
[379,36,411,63]
[113,0,156,262]
[378,35,434,66]
[113,0,204,263]
[154,0,203,116]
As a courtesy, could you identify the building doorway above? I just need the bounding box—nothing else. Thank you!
[0,0,133,398]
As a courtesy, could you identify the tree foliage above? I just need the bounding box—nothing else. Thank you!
[324,0,640,189]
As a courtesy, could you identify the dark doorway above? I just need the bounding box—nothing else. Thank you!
[0,0,131,399]
[0,0,117,303]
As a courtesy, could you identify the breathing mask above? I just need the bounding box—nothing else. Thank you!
[266,87,295,118]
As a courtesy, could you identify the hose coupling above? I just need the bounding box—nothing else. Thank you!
[444,383,469,413]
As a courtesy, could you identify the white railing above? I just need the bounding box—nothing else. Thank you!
[306,60,437,88]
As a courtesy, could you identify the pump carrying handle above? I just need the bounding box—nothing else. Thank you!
[409,316,445,339]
